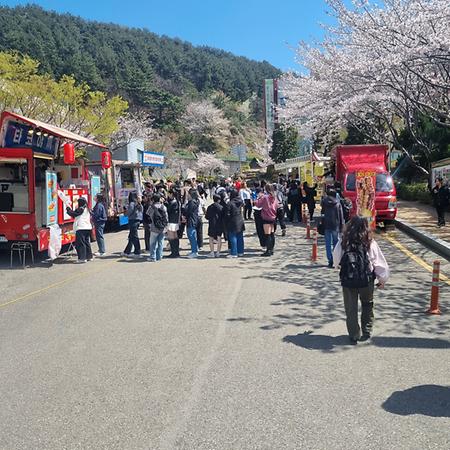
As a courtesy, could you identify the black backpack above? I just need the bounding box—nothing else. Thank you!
[152,206,168,230]
[339,244,374,288]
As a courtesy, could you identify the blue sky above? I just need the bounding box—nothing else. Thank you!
[0,0,333,70]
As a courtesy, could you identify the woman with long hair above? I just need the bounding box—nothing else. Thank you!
[122,191,143,258]
[166,188,181,258]
[224,189,245,258]
[255,184,279,256]
[333,216,389,344]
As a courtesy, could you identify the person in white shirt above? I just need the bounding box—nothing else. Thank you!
[239,181,252,220]
[66,197,93,263]
[333,216,389,343]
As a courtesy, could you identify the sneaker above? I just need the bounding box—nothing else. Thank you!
[131,254,144,259]
[207,252,215,258]
[93,252,101,257]
[120,252,131,258]
[214,252,220,258]
[238,253,244,257]
[74,259,87,264]
[187,253,198,259]
[227,254,238,258]
[147,258,155,262]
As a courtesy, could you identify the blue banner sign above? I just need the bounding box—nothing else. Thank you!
[5,122,60,156]
[142,151,165,167]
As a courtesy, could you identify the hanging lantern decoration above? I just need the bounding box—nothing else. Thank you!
[63,143,75,165]
[101,151,112,169]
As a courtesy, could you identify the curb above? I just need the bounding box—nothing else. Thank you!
[394,219,450,261]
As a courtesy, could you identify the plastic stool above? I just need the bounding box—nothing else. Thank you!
[10,242,35,268]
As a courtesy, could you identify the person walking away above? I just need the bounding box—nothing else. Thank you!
[205,194,224,257]
[66,197,93,263]
[430,177,449,227]
[287,181,301,222]
[224,189,245,258]
[252,185,266,249]
[146,194,168,262]
[166,188,181,258]
[255,184,279,256]
[303,181,317,221]
[321,188,345,268]
[274,183,287,236]
[122,192,143,258]
[240,181,252,220]
[142,193,151,251]
[92,193,107,256]
[183,189,200,258]
[333,216,389,343]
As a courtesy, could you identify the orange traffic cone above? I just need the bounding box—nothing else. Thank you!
[311,227,318,262]
[306,216,311,239]
[427,260,441,315]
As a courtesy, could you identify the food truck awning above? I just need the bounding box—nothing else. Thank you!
[274,152,331,171]
[1,111,108,148]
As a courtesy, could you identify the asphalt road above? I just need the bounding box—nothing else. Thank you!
[0,222,449,450]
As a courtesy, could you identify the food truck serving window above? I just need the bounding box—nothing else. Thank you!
[346,173,393,192]
[0,159,29,212]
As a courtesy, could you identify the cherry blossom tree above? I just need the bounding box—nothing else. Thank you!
[109,110,155,152]
[182,100,230,138]
[194,152,228,176]
[281,0,450,169]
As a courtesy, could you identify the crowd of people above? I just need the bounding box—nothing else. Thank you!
[65,175,393,344]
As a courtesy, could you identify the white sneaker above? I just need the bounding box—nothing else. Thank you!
[187,253,198,259]
[207,252,215,258]
[238,253,244,257]
[93,252,105,257]
[74,259,87,264]
[227,254,238,259]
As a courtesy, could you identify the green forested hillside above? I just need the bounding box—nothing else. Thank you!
[0,5,280,127]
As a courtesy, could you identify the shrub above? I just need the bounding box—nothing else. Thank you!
[396,182,432,204]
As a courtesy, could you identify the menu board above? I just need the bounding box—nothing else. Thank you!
[45,171,58,226]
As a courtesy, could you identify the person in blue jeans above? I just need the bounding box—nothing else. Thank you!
[146,193,168,262]
[183,189,200,258]
[321,188,345,268]
[92,193,107,256]
[224,189,245,258]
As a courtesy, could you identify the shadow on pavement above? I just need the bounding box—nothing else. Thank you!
[282,332,450,353]
[382,385,450,417]
[228,235,450,337]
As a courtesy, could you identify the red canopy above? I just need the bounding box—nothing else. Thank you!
[0,111,108,148]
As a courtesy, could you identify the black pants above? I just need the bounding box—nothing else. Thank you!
[343,282,375,340]
[276,207,286,230]
[143,223,151,251]
[75,229,92,261]
[124,220,141,255]
[196,219,204,248]
[244,199,252,220]
[308,203,315,221]
[254,209,266,247]
[178,222,185,239]
[436,205,446,225]
[289,201,300,222]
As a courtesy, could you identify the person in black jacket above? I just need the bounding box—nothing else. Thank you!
[303,181,317,221]
[166,188,181,258]
[205,194,224,258]
[92,193,107,256]
[288,181,301,222]
[430,177,449,227]
[183,188,200,258]
[142,193,151,251]
[224,189,245,258]
[321,188,345,268]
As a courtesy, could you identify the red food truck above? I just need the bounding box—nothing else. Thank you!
[332,144,397,224]
[0,111,109,252]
